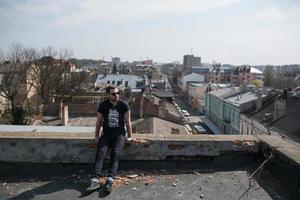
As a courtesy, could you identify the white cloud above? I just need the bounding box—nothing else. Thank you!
[0,0,242,27]
[255,6,300,25]
[255,7,285,21]
[1,0,300,65]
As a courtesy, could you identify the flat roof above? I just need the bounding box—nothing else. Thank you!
[209,87,240,99]
[226,91,258,106]
[0,164,291,200]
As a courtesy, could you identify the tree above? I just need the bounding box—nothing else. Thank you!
[50,48,76,102]
[251,79,263,88]
[29,47,62,104]
[0,43,91,123]
[263,65,275,87]
[29,47,82,104]
[0,49,4,62]
[112,63,118,74]
[212,62,221,74]
[0,43,36,124]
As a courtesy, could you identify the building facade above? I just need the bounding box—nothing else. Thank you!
[95,74,145,89]
[187,83,207,113]
[205,87,259,134]
[180,73,204,93]
[183,55,201,69]
[231,66,263,86]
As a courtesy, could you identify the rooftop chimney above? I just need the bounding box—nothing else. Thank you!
[256,90,262,111]
[139,89,145,119]
[59,101,63,119]
[274,89,287,120]
[62,104,69,126]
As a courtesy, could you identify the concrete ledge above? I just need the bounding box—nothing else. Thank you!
[0,132,259,163]
[257,135,300,166]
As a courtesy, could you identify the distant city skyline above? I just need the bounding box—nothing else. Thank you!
[1,0,300,65]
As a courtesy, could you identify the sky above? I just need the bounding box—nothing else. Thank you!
[0,0,300,65]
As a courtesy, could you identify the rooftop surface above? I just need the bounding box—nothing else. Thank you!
[0,163,295,200]
[1,128,299,199]
[226,91,258,106]
[209,87,241,99]
[251,96,300,142]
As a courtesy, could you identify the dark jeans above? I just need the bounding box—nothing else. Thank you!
[92,134,125,179]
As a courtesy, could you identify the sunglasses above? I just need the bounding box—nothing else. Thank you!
[110,92,120,96]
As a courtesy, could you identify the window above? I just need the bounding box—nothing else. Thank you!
[107,80,110,84]
[171,128,180,134]
[112,81,115,85]
[132,127,136,133]
[125,81,128,87]
[117,81,121,86]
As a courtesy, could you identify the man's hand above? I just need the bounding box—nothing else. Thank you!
[125,137,133,144]
[94,136,100,143]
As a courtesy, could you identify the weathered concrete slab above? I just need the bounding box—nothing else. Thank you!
[0,132,259,163]
[0,125,94,133]
[258,135,300,166]
[0,167,294,200]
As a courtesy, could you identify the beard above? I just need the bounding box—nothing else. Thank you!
[111,97,118,102]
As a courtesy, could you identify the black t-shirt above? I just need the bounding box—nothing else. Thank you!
[97,99,129,136]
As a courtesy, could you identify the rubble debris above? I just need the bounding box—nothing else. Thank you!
[231,174,237,180]
[106,172,156,188]
[131,138,148,144]
[165,176,176,181]
[193,171,200,175]
[127,174,138,179]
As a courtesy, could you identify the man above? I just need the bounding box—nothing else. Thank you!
[87,85,132,194]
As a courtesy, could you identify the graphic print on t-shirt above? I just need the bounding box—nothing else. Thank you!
[108,109,119,128]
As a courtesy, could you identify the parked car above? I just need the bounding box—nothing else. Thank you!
[179,115,187,122]
[194,125,207,134]
[180,110,190,116]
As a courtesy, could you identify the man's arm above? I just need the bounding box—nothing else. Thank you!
[95,112,103,138]
[124,110,132,138]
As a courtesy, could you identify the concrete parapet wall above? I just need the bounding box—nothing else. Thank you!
[0,132,259,163]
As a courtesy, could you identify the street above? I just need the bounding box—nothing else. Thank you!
[173,94,202,125]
